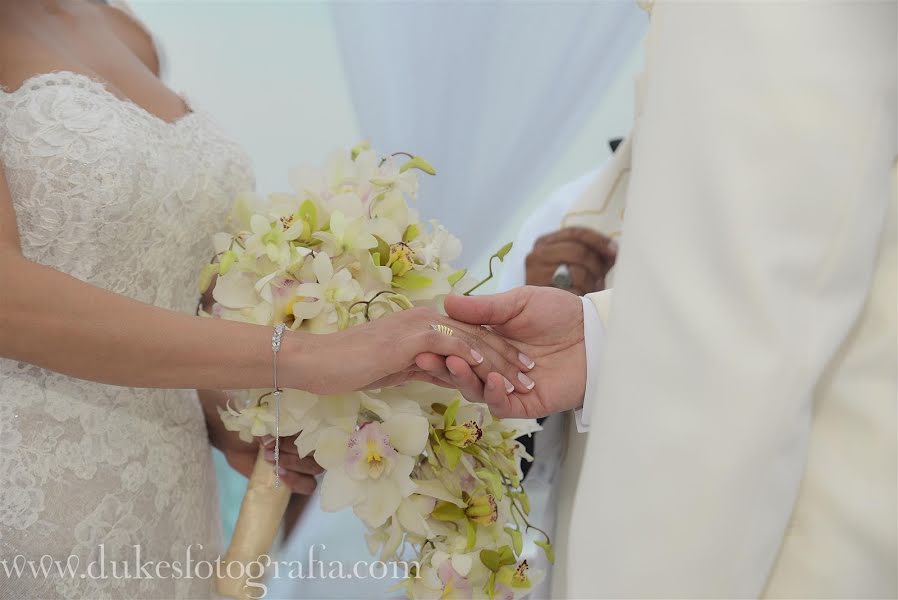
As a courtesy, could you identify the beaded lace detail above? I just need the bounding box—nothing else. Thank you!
[0,71,254,598]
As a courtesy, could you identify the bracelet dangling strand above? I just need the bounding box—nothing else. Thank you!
[270,323,286,487]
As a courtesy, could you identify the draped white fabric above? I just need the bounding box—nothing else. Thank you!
[331,1,647,263]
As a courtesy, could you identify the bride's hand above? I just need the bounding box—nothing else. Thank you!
[284,307,536,396]
[222,431,323,495]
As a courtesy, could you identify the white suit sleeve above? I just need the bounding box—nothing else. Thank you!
[574,295,606,433]
[567,2,896,598]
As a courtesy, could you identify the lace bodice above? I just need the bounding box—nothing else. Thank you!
[0,72,254,598]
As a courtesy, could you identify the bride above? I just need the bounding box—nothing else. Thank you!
[0,1,535,597]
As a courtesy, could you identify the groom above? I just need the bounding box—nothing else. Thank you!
[422,2,897,598]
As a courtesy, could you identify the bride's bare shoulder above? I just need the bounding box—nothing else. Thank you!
[0,1,161,93]
[0,29,66,94]
[96,1,162,77]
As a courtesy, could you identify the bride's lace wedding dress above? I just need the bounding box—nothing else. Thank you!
[0,72,253,598]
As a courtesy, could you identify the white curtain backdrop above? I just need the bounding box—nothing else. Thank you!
[332,1,647,264]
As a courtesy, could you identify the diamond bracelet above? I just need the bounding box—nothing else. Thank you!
[271,323,286,487]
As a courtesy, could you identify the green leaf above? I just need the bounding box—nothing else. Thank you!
[371,235,391,267]
[335,304,350,330]
[480,550,501,573]
[447,268,467,286]
[466,519,477,552]
[513,492,530,516]
[494,241,513,261]
[431,501,465,521]
[392,272,432,290]
[505,527,523,556]
[444,397,460,428]
[535,539,555,564]
[298,199,318,230]
[442,442,462,470]
[476,469,504,498]
[403,223,421,242]
[387,293,414,310]
[497,545,516,567]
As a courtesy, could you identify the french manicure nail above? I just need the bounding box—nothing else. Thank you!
[517,372,535,390]
[264,450,275,461]
[502,376,515,394]
[277,466,287,476]
[518,352,535,369]
[447,361,458,376]
[471,349,484,364]
[486,378,496,391]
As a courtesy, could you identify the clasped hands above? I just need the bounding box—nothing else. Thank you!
[415,286,588,419]
[286,285,588,419]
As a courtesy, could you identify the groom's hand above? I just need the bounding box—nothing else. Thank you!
[417,286,587,418]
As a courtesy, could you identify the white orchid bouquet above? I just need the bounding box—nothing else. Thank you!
[198,144,551,599]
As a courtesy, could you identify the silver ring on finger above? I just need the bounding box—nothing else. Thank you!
[552,263,573,290]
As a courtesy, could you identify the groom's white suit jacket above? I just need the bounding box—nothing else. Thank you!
[557,2,897,598]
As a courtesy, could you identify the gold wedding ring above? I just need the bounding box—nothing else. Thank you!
[431,323,454,336]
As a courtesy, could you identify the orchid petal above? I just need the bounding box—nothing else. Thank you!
[320,470,364,512]
[383,414,429,456]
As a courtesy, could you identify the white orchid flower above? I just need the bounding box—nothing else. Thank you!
[314,210,377,257]
[244,213,304,265]
[411,222,462,270]
[288,253,362,331]
[316,415,428,528]
[218,403,274,443]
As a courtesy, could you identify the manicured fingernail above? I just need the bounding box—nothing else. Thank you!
[471,349,484,364]
[277,466,287,476]
[518,352,535,369]
[486,378,496,391]
[261,436,275,447]
[265,450,275,462]
[447,361,458,376]
[517,372,535,390]
[502,376,515,393]
[609,239,619,252]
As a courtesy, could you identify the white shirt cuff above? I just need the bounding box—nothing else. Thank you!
[574,296,605,433]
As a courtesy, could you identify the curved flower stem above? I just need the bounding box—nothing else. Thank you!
[509,501,551,542]
[349,290,400,321]
[463,255,499,296]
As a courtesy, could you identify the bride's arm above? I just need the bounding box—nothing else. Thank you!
[0,165,533,393]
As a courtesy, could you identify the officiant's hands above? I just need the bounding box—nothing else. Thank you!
[416,287,587,418]
[526,227,617,294]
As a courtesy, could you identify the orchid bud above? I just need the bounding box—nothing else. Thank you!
[350,141,371,160]
[219,250,237,275]
[465,494,498,525]
[399,155,436,176]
